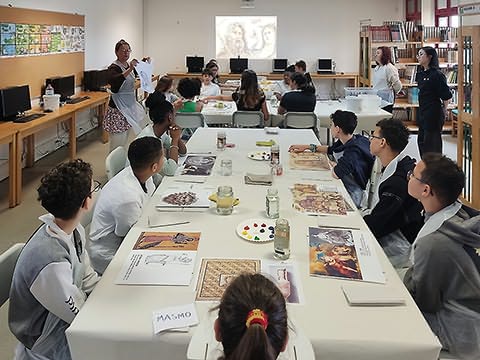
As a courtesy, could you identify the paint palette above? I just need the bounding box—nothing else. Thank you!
[236,219,276,243]
[247,151,271,161]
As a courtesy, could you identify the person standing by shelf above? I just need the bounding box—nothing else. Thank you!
[416,46,452,156]
[372,46,402,113]
[103,39,150,152]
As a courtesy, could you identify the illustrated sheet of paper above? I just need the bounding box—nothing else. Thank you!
[308,227,385,283]
[195,258,260,301]
[180,155,217,176]
[289,152,330,171]
[152,303,199,334]
[156,184,214,209]
[261,260,305,304]
[135,60,154,93]
[116,231,201,285]
[291,183,348,216]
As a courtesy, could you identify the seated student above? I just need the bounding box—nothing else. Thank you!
[139,93,187,184]
[152,75,183,111]
[177,77,203,112]
[205,59,221,85]
[9,159,99,360]
[294,60,314,89]
[214,273,288,360]
[200,68,221,97]
[404,153,480,359]
[273,65,295,101]
[289,110,374,208]
[363,119,424,268]
[88,137,164,274]
[205,69,269,121]
[277,72,316,114]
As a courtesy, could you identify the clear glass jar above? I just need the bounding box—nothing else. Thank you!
[217,131,226,150]
[266,188,279,219]
[270,144,280,165]
[220,159,232,176]
[274,218,290,260]
[216,185,234,215]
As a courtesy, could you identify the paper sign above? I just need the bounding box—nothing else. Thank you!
[153,303,199,334]
[135,60,154,94]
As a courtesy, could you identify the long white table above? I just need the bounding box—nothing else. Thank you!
[67,128,440,360]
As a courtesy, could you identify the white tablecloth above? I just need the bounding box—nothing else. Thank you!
[267,100,392,134]
[67,128,440,360]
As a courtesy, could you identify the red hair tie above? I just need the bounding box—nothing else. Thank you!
[245,309,268,330]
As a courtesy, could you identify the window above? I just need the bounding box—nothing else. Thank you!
[406,0,421,22]
[435,0,459,27]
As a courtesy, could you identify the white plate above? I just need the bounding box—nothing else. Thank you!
[247,151,271,161]
[236,218,276,242]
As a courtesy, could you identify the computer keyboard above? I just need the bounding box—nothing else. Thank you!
[13,113,46,123]
[67,96,90,104]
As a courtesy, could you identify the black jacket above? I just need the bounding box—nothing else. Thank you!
[364,156,424,242]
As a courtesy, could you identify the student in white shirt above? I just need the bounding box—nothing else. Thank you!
[200,68,221,97]
[273,64,295,101]
[88,137,164,274]
[139,92,187,184]
[9,159,100,360]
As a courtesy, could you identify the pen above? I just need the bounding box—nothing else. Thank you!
[148,221,190,228]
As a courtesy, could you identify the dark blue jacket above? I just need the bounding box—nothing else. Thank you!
[328,135,374,189]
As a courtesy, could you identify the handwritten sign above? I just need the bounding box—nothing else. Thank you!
[152,303,199,334]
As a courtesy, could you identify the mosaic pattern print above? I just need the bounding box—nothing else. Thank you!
[196,258,260,301]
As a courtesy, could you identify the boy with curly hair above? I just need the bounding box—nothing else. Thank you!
[9,159,100,360]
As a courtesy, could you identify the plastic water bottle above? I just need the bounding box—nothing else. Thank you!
[45,83,54,96]
[266,188,279,219]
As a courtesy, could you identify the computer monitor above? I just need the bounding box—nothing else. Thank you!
[0,85,31,121]
[230,58,248,74]
[272,59,288,73]
[186,56,204,73]
[83,69,109,91]
[317,59,334,74]
[46,75,75,101]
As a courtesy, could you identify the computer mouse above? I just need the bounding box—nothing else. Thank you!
[44,109,53,113]
[85,96,90,99]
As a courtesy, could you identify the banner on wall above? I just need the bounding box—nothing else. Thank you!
[0,23,85,57]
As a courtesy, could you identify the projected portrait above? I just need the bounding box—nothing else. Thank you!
[216,16,277,59]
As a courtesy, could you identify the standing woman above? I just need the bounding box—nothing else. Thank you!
[104,39,148,152]
[372,46,402,113]
[416,46,452,155]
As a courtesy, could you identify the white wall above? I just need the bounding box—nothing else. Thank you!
[0,0,144,181]
[144,0,404,75]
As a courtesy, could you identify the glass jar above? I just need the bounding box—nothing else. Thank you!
[220,159,232,176]
[216,185,234,215]
[274,218,290,260]
[266,188,279,219]
[270,144,280,165]
[217,131,226,150]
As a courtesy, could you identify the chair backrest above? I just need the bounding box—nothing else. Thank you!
[0,243,24,306]
[174,112,206,129]
[366,157,382,209]
[284,112,317,130]
[80,188,102,239]
[105,146,126,180]
[232,111,264,128]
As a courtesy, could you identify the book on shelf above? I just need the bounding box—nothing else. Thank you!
[404,65,418,84]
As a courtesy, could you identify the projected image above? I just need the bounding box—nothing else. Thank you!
[216,16,276,59]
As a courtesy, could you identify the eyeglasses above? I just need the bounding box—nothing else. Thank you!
[87,180,101,197]
[368,134,383,141]
[416,52,425,58]
[407,170,426,184]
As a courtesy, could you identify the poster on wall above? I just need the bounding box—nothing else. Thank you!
[0,22,85,57]
[215,16,277,59]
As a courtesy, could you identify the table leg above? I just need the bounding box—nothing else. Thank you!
[8,137,16,208]
[15,136,23,205]
[69,115,77,159]
[98,101,109,144]
[25,135,35,168]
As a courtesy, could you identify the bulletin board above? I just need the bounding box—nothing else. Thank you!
[0,6,85,98]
